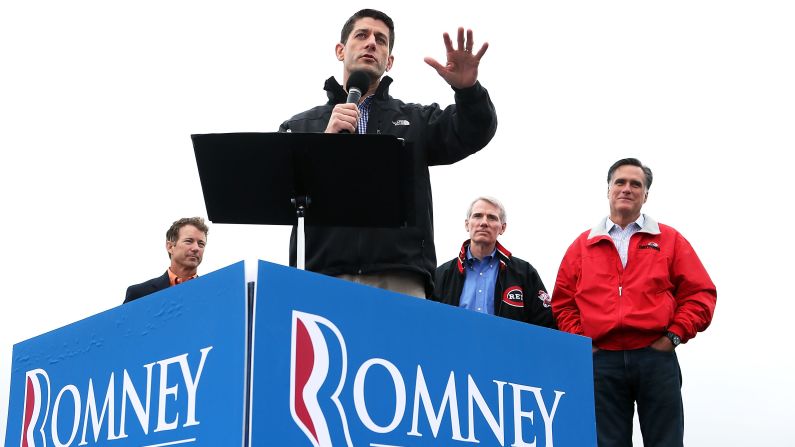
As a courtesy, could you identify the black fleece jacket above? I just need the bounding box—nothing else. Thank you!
[281,76,497,295]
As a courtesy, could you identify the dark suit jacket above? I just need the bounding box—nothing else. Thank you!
[124,271,170,304]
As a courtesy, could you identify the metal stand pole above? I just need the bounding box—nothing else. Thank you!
[292,196,310,271]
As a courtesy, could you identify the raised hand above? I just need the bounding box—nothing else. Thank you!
[424,27,488,89]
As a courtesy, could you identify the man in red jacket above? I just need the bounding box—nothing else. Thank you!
[552,158,716,447]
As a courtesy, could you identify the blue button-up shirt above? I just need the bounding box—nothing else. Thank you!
[458,247,498,315]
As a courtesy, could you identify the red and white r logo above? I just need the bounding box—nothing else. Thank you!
[290,311,353,447]
[21,369,50,447]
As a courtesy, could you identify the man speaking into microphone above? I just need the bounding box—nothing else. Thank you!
[279,9,497,298]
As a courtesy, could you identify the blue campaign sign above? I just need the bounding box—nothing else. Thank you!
[5,261,248,447]
[250,261,596,447]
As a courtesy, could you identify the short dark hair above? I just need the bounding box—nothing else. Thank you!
[341,9,395,52]
[607,158,653,190]
[166,217,209,244]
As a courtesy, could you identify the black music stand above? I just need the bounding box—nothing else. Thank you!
[191,132,411,269]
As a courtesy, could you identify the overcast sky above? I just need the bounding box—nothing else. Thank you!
[2,1,793,444]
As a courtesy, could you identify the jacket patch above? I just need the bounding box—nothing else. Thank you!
[538,290,551,308]
[392,119,410,126]
[502,286,524,307]
[638,242,660,251]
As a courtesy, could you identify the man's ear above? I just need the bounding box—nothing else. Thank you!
[386,54,394,71]
[499,222,507,235]
[335,43,345,61]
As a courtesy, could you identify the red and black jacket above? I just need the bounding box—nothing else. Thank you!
[432,240,555,329]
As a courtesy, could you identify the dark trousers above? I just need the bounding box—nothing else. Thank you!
[593,347,684,447]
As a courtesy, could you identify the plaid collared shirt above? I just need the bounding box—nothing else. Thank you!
[357,95,373,134]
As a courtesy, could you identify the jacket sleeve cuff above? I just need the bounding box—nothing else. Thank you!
[452,81,488,103]
[667,324,688,343]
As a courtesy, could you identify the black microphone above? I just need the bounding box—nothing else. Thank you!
[346,70,370,104]
[340,70,371,133]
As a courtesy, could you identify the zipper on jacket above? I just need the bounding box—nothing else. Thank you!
[611,240,624,299]
[368,100,381,134]
[611,239,626,348]
[495,271,503,316]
